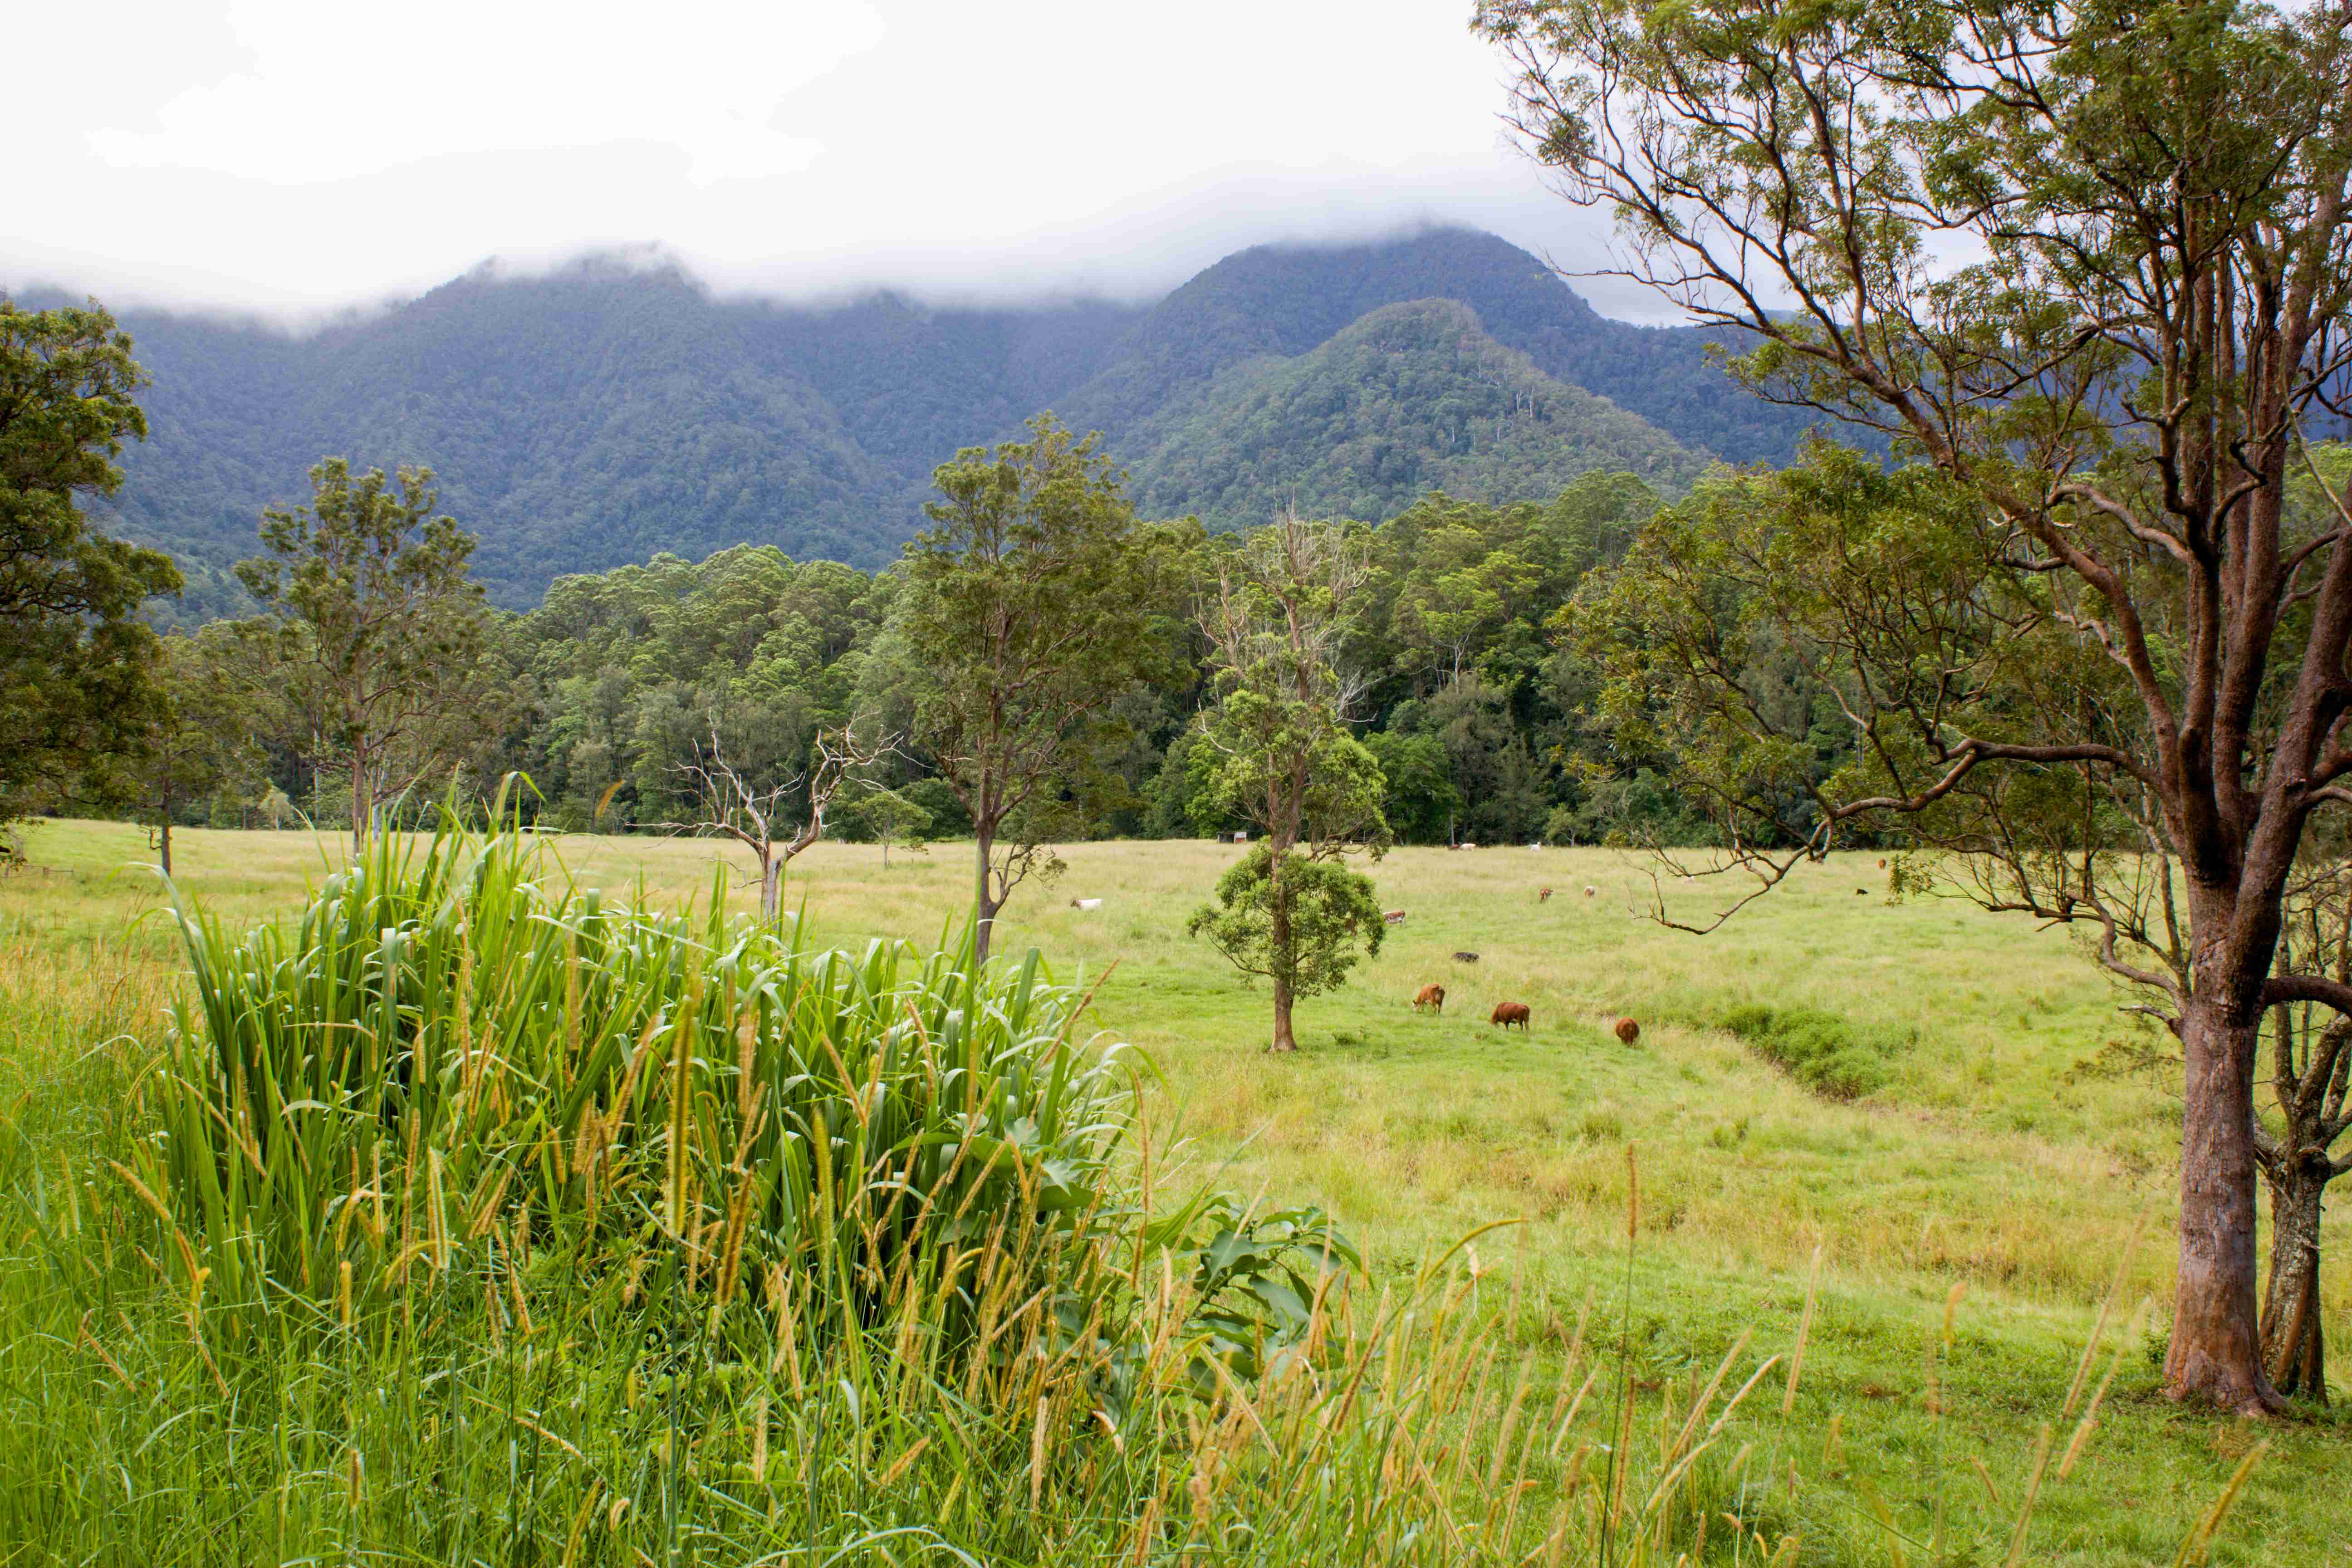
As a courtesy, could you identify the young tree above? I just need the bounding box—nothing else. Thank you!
[136,627,266,876]
[1479,0,2352,1411]
[897,415,1174,964]
[670,717,891,919]
[1191,513,1391,1051]
[0,299,180,846]
[846,784,933,868]
[236,460,493,845]
[1188,843,1387,1034]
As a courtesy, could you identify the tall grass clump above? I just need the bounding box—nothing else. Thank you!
[136,815,1207,1350]
[1721,1005,1907,1101]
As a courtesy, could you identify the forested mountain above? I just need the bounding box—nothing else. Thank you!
[1051,227,1812,463]
[1122,299,1706,529]
[27,227,1815,616]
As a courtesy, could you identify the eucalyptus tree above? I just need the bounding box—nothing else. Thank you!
[237,460,496,844]
[667,715,892,920]
[1189,513,1391,1052]
[137,626,267,875]
[0,299,179,848]
[2254,854,2352,1400]
[1479,0,2352,1411]
[897,415,1178,964]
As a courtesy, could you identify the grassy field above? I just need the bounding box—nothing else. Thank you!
[2,818,2347,1564]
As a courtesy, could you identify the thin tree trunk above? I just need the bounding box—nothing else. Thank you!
[2260,1161,2330,1402]
[1268,853,1297,1052]
[351,740,371,853]
[760,853,782,922]
[157,774,173,877]
[2166,999,2283,1414]
[973,822,999,966]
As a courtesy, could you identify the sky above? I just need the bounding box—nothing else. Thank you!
[2,0,1655,323]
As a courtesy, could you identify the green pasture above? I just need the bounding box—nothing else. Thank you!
[1,818,2346,1564]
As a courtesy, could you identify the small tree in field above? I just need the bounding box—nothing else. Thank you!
[136,627,266,876]
[1482,0,2352,1412]
[1191,514,1390,1052]
[898,415,1176,963]
[847,784,933,868]
[1189,843,1387,1038]
[237,459,493,845]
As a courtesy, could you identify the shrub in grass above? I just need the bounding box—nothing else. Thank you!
[135,816,1348,1386]
[1722,1005,1908,1100]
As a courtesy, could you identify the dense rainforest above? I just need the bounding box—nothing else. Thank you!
[29,227,1823,620]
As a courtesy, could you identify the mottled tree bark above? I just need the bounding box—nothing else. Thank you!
[2260,1168,2329,1401]
[2166,1001,2276,1414]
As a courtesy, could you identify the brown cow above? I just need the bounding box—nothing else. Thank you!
[1539,887,1553,902]
[1491,1001,1531,1030]
[1614,1017,1641,1044]
[1414,983,1446,1014]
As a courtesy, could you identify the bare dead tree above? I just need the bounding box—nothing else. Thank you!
[668,715,895,920]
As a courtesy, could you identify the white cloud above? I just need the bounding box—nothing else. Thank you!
[85,0,878,186]
[2,0,1672,320]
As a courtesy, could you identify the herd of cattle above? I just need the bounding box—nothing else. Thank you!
[1389,884,1640,1044]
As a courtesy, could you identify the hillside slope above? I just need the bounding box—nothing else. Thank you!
[1055,227,1813,463]
[1123,299,1706,529]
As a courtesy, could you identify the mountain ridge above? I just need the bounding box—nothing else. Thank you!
[23,227,1813,617]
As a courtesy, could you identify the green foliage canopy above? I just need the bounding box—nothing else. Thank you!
[0,299,180,844]
[1186,841,1387,1009]
[237,459,497,838]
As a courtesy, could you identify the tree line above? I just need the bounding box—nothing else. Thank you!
[11,412,1698,877]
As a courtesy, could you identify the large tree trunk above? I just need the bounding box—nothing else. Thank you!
[2260,1159,2330,1402]
[2166,998,2283,1414]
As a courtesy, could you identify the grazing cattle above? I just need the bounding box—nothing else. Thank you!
[1856,888,1869,896]
[1452,951,1480,963]
[1614,1017,1641,1044]
[1491,1001,1531,1030]
[1583,885,1597,898]
[1071,897,1103,910]
[1539,887,1553,902]
[1383,908,1407,926]
[1877,858,1888,869]
[1414,983,1446,1013]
